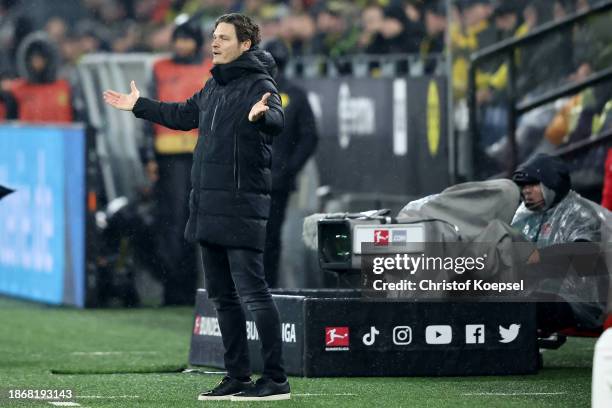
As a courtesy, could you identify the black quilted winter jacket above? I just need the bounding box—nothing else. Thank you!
[132,48,283,251]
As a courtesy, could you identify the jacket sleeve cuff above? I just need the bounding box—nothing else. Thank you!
[253,112,268,130]
[132,97,156,119]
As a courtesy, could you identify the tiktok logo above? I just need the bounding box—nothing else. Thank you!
[362,326,380,346]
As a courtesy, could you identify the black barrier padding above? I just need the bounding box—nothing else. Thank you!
[303,300,537,377]
[189,289,538,377]
[189,290,306,375]
[189,290,225,369]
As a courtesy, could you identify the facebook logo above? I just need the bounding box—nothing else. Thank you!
[465,324,485,344]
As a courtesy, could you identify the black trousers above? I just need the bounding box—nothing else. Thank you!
[200,243,286,382]
[154,155,197,305]
[264,191,290,288]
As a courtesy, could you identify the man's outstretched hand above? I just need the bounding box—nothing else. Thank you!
[248,92,271,122]
[103,80,140,111]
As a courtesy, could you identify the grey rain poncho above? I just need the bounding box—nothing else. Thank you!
[512,154,611,329]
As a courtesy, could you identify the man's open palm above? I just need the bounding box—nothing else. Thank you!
[103,80,140,111]
[248,92,271,122]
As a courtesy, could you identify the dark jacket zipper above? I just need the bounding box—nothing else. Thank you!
[197,101,219,196]
[210,103,218,132]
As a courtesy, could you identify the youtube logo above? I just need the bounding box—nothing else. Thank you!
[425,325,452,345]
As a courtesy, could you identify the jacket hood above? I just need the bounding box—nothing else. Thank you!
[263,39,289,74]
[172,22,204,50]
[211,46,277,85]
[512,153,571,207]
[17,31,60,83]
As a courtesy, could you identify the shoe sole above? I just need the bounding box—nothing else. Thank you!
[231,393,291,401]
[197,395,234,401]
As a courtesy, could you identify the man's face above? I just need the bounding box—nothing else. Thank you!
[521,183,546,211]
[173,37,198,58]
[495,14,517,31]
[29,54,47,73]
[211,22,250,65]
[362,6,383,34]
[381,17,403,39]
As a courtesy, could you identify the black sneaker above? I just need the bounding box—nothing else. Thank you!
[197,376,254,401]
[231,377,291,401]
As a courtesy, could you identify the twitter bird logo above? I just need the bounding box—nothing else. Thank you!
[498,324,520,343]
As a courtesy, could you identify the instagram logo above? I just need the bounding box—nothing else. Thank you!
[393,326,412,345]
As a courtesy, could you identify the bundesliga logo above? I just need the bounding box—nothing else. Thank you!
[193,316,202,335]
[325,327,349,351]
[374,230,389,246]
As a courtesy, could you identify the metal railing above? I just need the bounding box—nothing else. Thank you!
[467,0,612,178]
[77,53,161,201]
[285,53,445,79]
[555,129,612,160]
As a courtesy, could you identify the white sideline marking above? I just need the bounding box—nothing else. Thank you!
[77,395,140,399]
[70,351,158,356]
[48,402,81,407]
[462,392,566,396]
[182,368,227,374]
[294,393,357,397]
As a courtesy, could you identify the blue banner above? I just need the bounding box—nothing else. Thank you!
[0,124,85,306]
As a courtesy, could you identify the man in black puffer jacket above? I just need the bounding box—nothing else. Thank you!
[103,14,290,402]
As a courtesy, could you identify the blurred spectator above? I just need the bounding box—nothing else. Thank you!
[464,0,496,49]
[493,3,523,42]
[378,4,423,55]
[0,86,17,120]
[7,31,74,123]
[311,2,359,59]
[357,1,385,53]
[594,100,612,136]
[112,21,148,53]
[279,12,316,56]
[450,0,494,99]
[356,3,424,75]
[572,0,612,81]
[75,20,112,53]
[145,22,212,305]
[0,0,18,76]
[7,0,608,79]
[236,0,288,23]
[263,39,318,287]
[45,16,68,44]
[421,1,447,74]
[259,15,282,43]
[516,0,571,97]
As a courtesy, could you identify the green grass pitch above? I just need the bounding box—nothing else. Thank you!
[0,296,594,407]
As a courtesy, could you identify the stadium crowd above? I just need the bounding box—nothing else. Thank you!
[1,0,611,183]
[0,0,604,80]
[0,0,610,184]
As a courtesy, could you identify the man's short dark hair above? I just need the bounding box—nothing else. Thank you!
[215,13,261,47]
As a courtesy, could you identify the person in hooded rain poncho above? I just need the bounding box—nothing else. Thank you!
[8,31,74,123]
[511,153,609,332]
